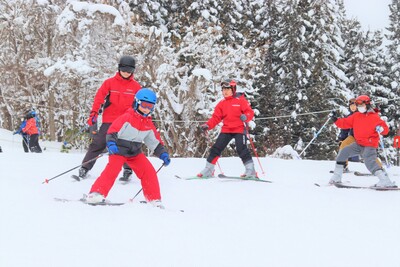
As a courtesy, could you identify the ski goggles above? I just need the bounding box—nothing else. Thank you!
[221,81,231,88]
[139,101,155,110]
[355,99,367,105]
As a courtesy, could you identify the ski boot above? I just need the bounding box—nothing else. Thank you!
[329,164,344,184]
[86,192,105,204]
[197,162,215,178]
[119,168,132,182]
[374,170,397,188]
[241,161,257,178]
[78,167,89,180]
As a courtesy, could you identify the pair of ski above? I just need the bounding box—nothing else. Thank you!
[71,174,132,183]
[329,170,372,176]
[315,182,400,191]
[54,195,124,206]
[54,195,185,212]
[175,174,272,183]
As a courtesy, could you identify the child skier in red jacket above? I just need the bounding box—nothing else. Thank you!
[329,95,396,188]
[86,88,171,207]
[22,110,42,153]
[197,79,256,178]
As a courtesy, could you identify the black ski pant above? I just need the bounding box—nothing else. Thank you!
[206,133,252,164]
[28,134,42,153]
[82,123,131,173]
[22,134,29,153]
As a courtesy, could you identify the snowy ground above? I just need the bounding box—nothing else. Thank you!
[1,128,400,267]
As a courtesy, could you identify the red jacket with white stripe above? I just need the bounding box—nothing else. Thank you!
[90,72,141,123]
[335,109,388,148]
[206,94,254,134]
[106,109,166,157]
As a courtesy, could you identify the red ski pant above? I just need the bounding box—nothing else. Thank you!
[89,153,161,201]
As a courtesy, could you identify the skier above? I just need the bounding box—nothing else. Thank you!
[14,110,42,153]
[13,117,30,152]
[76,56,141,181]
[336,98,360,172]
[86,88,170,207]
[197,79,256,178]
[329,95,396,188]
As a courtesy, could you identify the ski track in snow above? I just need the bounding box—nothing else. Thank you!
[1,129,400,267]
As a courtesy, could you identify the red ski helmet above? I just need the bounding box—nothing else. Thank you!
[355,95,371,105]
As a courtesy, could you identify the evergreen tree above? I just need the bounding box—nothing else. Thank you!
[385,0,400,129]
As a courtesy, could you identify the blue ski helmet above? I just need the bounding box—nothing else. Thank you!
[133,88,157,115]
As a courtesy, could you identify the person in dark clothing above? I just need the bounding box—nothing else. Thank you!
[14,119,29,152]
[337,98,360,172]
[76,56,141,181]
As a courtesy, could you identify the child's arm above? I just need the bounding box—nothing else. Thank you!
[335,114,355,129]
[205,102,223,130]
[240,97,254,122]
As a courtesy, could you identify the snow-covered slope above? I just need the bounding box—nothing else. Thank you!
[1,128,400,267]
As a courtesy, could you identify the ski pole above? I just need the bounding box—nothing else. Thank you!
[244,122,265,176]
[299,116,331,157]
[397,147,399,167]
[42,153,106,184]
[378,133,390,168]
[129,163,165,201]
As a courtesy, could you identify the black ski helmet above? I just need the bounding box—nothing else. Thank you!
[118,56,136,73]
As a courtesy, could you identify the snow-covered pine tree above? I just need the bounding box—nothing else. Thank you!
[253,0,289,155]
[261,0,346,159]
[129,0,267,157]
[385,0,400,128]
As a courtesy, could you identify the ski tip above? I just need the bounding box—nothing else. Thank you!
[314,183,321,187]
[71,175,80,182]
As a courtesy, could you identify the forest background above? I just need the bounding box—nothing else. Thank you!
[0,0,400,161]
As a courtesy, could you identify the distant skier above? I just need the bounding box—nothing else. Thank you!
[14,117,29,152]
[14,110,42,153]
[86,88,170,208]
[336,98,360,172]
[75,56,141,181]
[197,79,256,178]
[329,95,396,188]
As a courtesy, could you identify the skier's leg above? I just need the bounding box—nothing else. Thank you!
[362,147,395,187]
[330,142,361,183]
[79,123,111,178]
[128,153,161,202]
[89,155,126,198]
[234,133,255,177]
[198,133,232,177]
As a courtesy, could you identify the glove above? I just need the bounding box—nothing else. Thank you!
[240,114,247,122]
[376,125,384,134]
[160,152,171,166]
[329,110,338,122]
[87,111,98,126]
[200,123,209,132]
[106,141,119,155]
[13,130,20,135]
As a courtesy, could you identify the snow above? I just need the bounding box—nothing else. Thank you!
[192,68,213,81]
[1,128,400,267]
